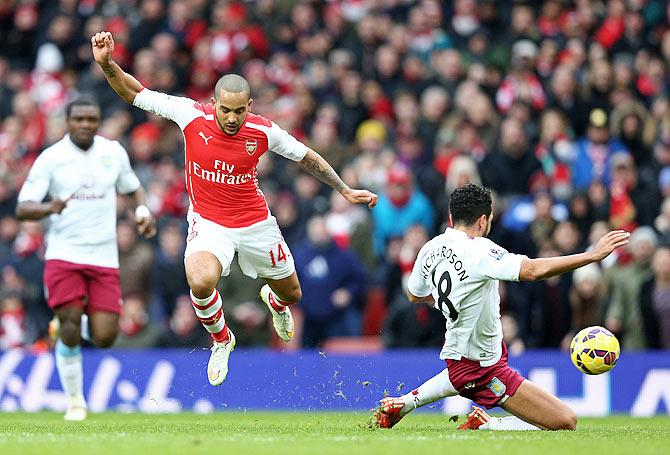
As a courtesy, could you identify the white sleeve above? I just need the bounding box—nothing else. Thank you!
[267,122,309,161]
[475,242,525,282]
[407,244,433,297]
[132,89,203,130]
[17,153,51,202]
[115,143,141,194]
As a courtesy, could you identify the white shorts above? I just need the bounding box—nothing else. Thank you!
[185,210,295,280]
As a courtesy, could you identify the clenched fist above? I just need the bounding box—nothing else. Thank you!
[91,31,115,65]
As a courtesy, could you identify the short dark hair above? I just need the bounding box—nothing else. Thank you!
[449,183,492,226]
[214,74,251,100]
[66,96,100,118]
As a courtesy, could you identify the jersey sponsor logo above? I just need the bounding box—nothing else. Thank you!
[488,248,506,260]
[190,161,253,185]
[198,131,213,145]
[486,377,506,397]
[245,139,258,155]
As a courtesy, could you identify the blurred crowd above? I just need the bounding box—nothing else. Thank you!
[2,0,670,352]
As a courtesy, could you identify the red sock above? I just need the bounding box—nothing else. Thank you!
[268,291,290,313]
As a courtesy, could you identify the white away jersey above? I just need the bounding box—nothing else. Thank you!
[407,228,525,366]
[17,134,140,268]
[133,89,308,228]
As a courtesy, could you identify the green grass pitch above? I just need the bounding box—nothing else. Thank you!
[0,412,668,455]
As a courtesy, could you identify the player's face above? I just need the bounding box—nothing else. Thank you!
[212,90,252,136]
[67,105,100,149]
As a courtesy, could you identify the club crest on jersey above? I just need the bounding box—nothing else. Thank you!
[245,139,258,156]
[488,248,505,260]
[81,175,95,188]
[101,155,112,168]
[485,377,506,397]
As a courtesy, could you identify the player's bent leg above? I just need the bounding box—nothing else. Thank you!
[88,311,120,348]
[186,252,235,386]
[500,379,577,431]
[57,303,84,347]
[54,302,87,421]
[185,251,222,298]
[260,272,301,342]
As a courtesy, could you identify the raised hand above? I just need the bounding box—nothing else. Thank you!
[91,31,115,65]
[592,230,630,261]
[341,188,379,209]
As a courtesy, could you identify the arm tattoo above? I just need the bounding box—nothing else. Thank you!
[299,154,347,193]
[100,63,116,79]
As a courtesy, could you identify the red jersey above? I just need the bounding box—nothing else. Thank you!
[133,89,308,227]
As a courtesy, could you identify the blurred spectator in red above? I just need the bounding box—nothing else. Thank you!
[608,153,659,230]
[114,294,162,348]
[496,40,546,114]
[156,294,211,348]
[0,291,25,349]
[208,1,268,73]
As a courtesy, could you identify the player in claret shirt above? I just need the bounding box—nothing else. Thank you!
[373,184,629,431]
[92,31,378,386]
[16,97,156,421]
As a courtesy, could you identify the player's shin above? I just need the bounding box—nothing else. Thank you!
[190,289,230,343]
[55,339,84,402]
[480,416,541,430]
[399,368,458,416]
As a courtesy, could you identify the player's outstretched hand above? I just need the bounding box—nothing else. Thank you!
[591,230,630,261]
[342,188,378,209]
[91,31,115,64]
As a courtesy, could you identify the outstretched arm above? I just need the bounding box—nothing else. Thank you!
[91,31,144,104]
[519,230,630,281]
[16,199,68,221]
[298,148,378,208]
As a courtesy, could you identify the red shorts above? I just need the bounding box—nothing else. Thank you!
[44,259,122,315]
[446,342,525,409]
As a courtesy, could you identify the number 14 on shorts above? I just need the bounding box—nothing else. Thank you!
[269,243,288,267]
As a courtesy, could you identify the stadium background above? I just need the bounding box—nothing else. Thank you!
[0,0,670,415]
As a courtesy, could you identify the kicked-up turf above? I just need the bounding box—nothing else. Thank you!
[0,412,668,455]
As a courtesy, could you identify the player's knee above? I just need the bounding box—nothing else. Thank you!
[287,284,302,303]
[187,273,218,299]
[93,331,117,348]
[553,409,577,431]
[59,319,81,346]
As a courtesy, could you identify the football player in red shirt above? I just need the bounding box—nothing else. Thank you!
[92,31,377,385]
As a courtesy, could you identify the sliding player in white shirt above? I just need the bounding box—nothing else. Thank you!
[91,31,378,386]
[373,184,629,431]
[16,97,156,421]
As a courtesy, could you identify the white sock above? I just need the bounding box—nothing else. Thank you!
[480,416,541,431]
[55,339,84,403]
[399,369,458,416]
